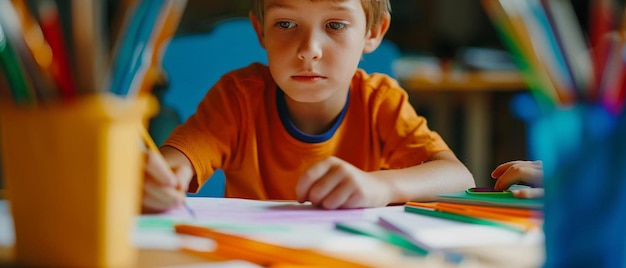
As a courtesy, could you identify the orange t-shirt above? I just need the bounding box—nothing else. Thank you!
[164,63,450,200]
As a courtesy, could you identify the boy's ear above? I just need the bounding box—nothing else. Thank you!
[249,11,266,49]
[363,13,391,54]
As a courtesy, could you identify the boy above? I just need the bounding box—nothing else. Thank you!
[142,0,475,212]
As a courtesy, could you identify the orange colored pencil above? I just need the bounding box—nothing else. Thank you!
[174,224,370,268]
[405,202,539,231]
[408,201,541,218]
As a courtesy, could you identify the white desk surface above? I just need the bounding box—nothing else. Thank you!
[0,197,544,267]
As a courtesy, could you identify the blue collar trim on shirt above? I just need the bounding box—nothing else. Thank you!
[276,87,350,143]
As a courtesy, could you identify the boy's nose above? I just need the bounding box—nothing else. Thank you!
[297,31,323,62]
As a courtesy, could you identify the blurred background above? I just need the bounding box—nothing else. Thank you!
[176,0,591,52]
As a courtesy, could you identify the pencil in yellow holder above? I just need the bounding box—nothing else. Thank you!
[0,93,157,267]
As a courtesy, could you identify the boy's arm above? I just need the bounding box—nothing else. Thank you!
[142,146,195,213]
[378,151,475,204]
[296,151,475,209]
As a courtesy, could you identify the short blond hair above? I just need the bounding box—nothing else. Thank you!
[251,0,391,31]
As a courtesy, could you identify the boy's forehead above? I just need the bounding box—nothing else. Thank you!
[263,0,362,11]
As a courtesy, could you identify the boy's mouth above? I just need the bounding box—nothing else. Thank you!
[291,73,326,82]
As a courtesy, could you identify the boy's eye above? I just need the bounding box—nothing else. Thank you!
[276,21,296,29]
[326,22,346,30]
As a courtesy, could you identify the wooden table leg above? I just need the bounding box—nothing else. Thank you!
[465,92,492,187]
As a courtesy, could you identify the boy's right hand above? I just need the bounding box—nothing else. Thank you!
[142,148,194,213]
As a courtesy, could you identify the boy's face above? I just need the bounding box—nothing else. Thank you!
[251,0,384,104]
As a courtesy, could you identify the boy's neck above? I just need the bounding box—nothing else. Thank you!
[282,90,349,135]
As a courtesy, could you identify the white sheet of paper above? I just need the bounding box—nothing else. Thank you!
[378,211,543,250]
[134,197,399,251]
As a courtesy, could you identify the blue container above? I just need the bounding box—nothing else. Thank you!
[523,102,626,267]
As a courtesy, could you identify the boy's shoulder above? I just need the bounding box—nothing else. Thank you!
[222,62,272,83]
[352,68,405,98]
[213,62,275,96]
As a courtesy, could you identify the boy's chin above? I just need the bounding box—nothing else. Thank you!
[285,95,328,104]
[281,89,335,104]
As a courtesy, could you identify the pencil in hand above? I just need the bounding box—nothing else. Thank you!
[138,125,196,219]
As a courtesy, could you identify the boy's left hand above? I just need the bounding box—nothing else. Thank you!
[296,156,392,209]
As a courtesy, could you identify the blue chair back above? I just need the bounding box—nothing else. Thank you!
[361,40,401,79]
[162,18,267,121]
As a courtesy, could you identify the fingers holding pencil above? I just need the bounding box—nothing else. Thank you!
[144,150,178,187]
[142,149,184,213]
[141,134,195,213]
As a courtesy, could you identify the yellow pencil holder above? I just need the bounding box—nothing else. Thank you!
[0,93,157,267]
